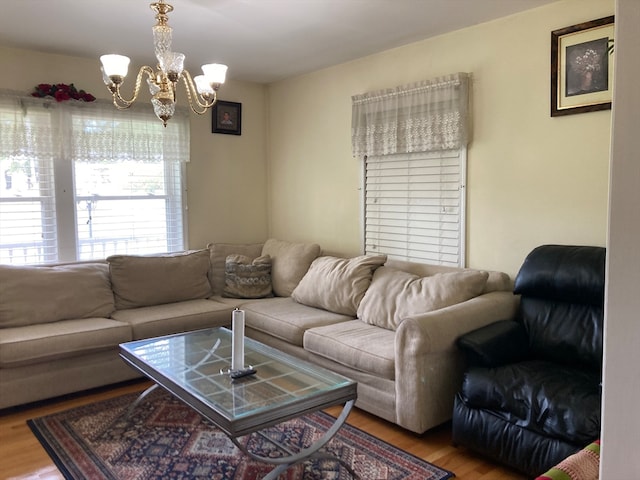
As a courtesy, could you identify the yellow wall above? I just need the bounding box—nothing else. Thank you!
[184,80,269,248]
[1,0,615,276]
[267,0,614,276]
[0,45,269,251]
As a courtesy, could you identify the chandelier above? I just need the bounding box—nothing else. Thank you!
[99,0,227,126]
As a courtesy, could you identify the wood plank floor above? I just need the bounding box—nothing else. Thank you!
[0,380,526,480]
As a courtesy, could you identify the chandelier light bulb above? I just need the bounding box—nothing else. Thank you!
[158,51,185,78]
[100,54,130,78]
[100,67,112,86]
[194,75,214,95]
[202,63,228,86]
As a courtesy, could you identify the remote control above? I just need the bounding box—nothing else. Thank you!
[230,367,257,379]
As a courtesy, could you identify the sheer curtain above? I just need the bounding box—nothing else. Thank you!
[0,94,60,262]
[351,72,470,157]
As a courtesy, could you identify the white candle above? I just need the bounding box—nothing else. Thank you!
[231,309,245,371]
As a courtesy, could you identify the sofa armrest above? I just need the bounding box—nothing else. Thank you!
[397,291,519,356]
[393,290,518,432]
[456,319,529,368]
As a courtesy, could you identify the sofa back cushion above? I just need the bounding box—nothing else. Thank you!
[385,258,512,293]
[514,244,606,306]
[358,266,489,330]
[0,263,114,327]
[292,254,387,316]
[261,239,321,297]
[108,250,211,310]
[207,243,264,295]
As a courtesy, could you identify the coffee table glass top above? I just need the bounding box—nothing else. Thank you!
[120,327,356,436]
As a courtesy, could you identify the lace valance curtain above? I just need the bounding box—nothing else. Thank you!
[351,72,470,157]
[67,101,190,164]
[0,91,190,163]
[0,94,56,162]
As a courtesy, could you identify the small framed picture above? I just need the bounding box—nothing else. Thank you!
[551,16,614,117]
[212,100,242,135]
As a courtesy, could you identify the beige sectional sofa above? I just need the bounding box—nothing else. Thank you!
[0,239,517,434]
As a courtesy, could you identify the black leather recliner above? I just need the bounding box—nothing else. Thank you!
[451,244,605,477]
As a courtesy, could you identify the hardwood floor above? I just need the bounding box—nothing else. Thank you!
[0,380,526,480]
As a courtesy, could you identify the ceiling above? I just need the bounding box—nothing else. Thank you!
[1,0,558,84]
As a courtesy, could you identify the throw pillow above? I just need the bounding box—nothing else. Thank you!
[292,254,387,316]
[0,263,114,328]
[207,242,264,295]
[223,254,273,299]
[261,238,321,297]
[357,266,489,330]
[108,249,212,310]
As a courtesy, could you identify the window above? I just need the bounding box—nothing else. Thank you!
[364,149,466,267]
[0,94,189,265]
[352,73,470,267]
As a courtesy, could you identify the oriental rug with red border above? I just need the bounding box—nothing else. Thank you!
[28,388,455,480]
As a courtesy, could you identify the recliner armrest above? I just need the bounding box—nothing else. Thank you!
[456,319,529,367]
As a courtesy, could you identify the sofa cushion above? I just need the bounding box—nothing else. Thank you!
[358,266,489,330]
[0,317,131,367]
[0,263,114,328]
[461,360,601,445]
[223,254,273,299]
[292,254,386,316]
[304,320,395,380]
[385,258,512,294]
[243,297,353,346]
[261,239,321,297]
[108,250,212,310]
[207,242,264,295]
[111,299,233,340]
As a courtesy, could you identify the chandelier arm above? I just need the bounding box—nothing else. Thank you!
[111,66,156,109]
[181,70,217,114]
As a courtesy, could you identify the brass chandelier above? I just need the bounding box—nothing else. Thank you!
[100,0,227,126]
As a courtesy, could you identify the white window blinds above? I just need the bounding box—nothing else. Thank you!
[364,150,466,267]
[0,93,188,265]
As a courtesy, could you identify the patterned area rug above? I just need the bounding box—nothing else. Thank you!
[28,388,455,480]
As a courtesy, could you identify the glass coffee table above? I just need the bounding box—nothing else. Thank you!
[120,327,358,479]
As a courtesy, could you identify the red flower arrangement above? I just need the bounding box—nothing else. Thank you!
[31,83,96,102]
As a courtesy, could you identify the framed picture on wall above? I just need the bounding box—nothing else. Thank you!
[551,16,614,117]
[212,100,242,135]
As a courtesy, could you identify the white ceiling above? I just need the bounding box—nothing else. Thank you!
[1,0,558,84]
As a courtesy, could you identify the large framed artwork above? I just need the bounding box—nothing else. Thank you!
[212,100,242,135]
[551,16,614,117]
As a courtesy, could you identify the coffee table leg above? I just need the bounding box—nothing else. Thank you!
[229,399,358,480]
[263,451,358,480]
[124,383,159,419]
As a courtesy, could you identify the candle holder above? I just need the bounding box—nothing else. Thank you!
[223,308,257,380]
[231,308,245,370]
